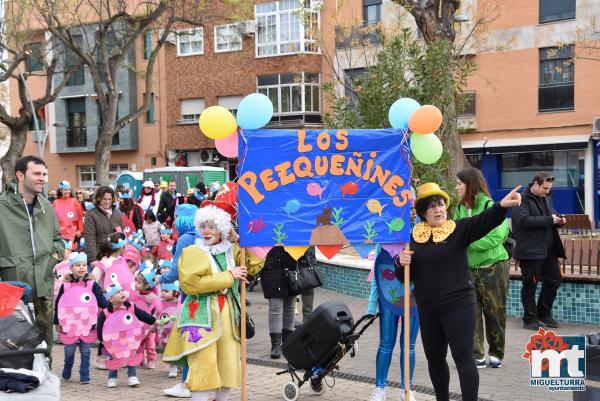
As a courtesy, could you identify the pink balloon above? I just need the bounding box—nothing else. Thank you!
[215,130,238,158]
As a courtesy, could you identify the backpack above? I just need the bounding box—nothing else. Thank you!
[485,199,516,259]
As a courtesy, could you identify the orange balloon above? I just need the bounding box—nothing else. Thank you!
[408,105,443,134]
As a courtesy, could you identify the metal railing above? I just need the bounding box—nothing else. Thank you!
[66,126,87,147]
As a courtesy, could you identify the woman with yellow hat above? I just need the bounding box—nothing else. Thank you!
[396,182,521,401]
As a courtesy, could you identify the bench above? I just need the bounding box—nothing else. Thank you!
[509,238,600,282]
[560,214,592,235]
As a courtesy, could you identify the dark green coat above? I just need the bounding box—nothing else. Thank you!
[0,182,65,298]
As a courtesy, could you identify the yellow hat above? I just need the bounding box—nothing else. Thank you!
[187,188,195,196]
[159,181,168,189]
[415,182,450,207]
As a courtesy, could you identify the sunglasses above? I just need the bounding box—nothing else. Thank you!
[76,192,83,195]
[544,176,554,182]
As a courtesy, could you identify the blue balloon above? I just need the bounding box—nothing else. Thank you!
[236,93,274,130]
[388,98,421,129]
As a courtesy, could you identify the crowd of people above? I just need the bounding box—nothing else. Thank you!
[0,155,569,401]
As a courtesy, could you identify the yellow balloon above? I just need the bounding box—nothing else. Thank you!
[199,106,238,139]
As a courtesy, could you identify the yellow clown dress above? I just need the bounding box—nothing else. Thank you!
[163,240,263,391]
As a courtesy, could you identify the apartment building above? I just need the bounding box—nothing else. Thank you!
[163,0,335,179]
[335,0,600,221]
[14,27,167,189]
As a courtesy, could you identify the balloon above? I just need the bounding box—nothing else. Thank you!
[199,106,238,139]
[408,105,443,134]
[410,133,443,164]
[215,130,238,158]
[388,98,420,129]
[236,93,274,130]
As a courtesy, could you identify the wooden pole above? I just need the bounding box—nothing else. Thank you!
[403,243,411,401]
[240,247,247,401]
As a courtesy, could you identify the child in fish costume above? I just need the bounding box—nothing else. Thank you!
[54,252,108,383]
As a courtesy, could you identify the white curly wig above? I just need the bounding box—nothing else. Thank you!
[194,205,232,240]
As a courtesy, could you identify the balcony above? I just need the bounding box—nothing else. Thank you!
[67,126,87,147]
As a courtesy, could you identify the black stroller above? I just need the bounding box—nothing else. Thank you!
[277,300,378,401]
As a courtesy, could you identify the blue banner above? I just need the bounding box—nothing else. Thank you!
[237,129,412,246]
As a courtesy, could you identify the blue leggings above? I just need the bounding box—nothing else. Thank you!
[375,305,420,389]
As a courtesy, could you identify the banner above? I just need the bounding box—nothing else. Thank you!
[238,129,412,246]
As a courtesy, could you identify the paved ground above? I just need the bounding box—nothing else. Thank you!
[54,287,598,400]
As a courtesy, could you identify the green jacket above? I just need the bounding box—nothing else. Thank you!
[454,192,509,268]
[0,182,65,298]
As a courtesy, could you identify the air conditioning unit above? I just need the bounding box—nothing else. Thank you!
[159,29,177,44]
[593,117,600,135]
[236,20,256,36]
[199,150,222,163]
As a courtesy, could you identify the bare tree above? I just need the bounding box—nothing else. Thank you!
[29,0,251,185]
[390,0,469,177]
[0,1,78,186]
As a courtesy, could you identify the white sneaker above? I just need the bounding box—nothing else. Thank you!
[163,382,192,398]
[489,355,502,368]
[168,366,178,378]
[128,376,140,387]
[369,387,386,401]
[400,389,418,401]
[107,378,117,388]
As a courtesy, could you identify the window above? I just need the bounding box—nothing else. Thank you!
[177,28,204,56]
[257,72,321,114]
[466,154,483,170]
[215,24,242,53]
[218,95,243,116]
[344,68,367,107]
[146,93,155,124]
[66,35,84,86]
[500,150,584,188]
[180,98,205,122]
[66,97,87,147]
[363,0,382,25]
[28,108,45,131]
[456,91,476,116]
[78,164,128,188]
[25,42,43,72]
[143,31,152,60]
[255,0,319,57]
[539,46,574,112]
[540,0,575,24]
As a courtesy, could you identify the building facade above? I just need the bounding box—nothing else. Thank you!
[334,0,600,222]
[163,0,335,180]
[14,27,167,190]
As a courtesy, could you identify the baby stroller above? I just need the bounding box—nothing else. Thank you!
[0,282,60,401]
[276,300,378,401]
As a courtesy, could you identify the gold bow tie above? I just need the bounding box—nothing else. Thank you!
[412,220,456,243]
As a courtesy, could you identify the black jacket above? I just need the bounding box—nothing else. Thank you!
[260,246,317,299]
[157,191,177,224]
[512,189,566,260]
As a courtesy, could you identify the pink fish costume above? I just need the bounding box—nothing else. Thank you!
[96,256,135,299]
[57,280,101,345]
[131,266,162,366]
[97,284,156,371]
[53,261,71,299]
[156,281,180,348]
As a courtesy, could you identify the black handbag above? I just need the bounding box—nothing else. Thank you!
[287,263,323,295]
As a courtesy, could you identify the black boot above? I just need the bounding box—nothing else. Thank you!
[282,328,293,347]
[270,332,282,359]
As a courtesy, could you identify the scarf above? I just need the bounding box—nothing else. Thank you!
[412,220,456,243]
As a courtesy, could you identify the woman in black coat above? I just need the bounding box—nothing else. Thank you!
[260,246,318,359]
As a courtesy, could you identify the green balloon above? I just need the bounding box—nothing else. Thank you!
[410,133,443,164]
